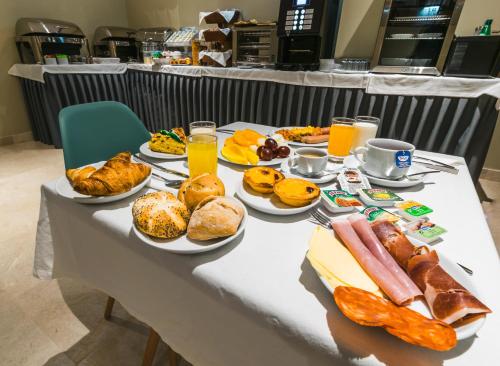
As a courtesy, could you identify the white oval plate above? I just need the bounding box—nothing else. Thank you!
[133,197,247,254]
[280,159,339,184]
[56,162,152,204]
[271,127,329,148]
[314,238,486,341]
[343,155,425,188]
[218,147,289,167]
[236,180,320,215]
[140,142,187,160]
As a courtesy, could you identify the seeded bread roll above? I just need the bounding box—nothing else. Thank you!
[187,196,244,241]
[133,191,190,239]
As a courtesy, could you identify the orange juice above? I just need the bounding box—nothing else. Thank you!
[187,134,218,177]
[328,118,355,157]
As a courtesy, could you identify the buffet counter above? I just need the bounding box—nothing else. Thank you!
[8,63,500,181]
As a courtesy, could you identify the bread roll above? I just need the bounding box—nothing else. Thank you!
[187,196,244,241]
[133,191,190,239]
[178,173,225,211]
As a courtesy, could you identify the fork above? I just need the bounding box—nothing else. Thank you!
[309,209,473,276]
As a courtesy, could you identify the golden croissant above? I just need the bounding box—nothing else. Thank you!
[66,152,151,196]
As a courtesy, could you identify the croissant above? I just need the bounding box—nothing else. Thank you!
[67,152,151,196]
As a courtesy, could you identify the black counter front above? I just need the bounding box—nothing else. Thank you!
[12,64,500,181]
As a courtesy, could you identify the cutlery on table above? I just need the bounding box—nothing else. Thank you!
[310,209,473,276]
[133,154,189,179]
[151,173,183,188]
[413,156,459,175]
[216,129,236,134]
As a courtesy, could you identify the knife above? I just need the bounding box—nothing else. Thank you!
[133,154,190,179]
[414,161,459,175]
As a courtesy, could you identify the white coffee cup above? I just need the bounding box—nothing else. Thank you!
[354,138,415,179]
[290,147,328,176]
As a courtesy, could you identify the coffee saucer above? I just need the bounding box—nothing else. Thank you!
[280,159,341,184]
[343,155,427,188]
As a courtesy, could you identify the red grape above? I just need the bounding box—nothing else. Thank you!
[260,147,273,161]
[264,138,278,150]
[277,146,291,158]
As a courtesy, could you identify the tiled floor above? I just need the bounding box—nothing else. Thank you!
[0,141,498,365]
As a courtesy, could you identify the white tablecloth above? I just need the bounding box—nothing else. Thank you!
[34,122,499,366]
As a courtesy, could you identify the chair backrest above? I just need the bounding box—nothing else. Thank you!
[59,101,151,169]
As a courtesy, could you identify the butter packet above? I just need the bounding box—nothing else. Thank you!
[405,218,446,244]
[395,200,433,221]
[360,206,400,224]
[321,189,363,213]
[357,188,404,207]
[338,168,371,195]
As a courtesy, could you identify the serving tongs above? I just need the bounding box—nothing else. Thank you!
[133,154,189,179]
[413,155,459,175]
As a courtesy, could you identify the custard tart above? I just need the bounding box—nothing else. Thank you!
[273,178,320,207]
[243,167,285,193]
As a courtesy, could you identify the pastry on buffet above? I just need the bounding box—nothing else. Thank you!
[243,167,285,194]
[187,196,244,241]
[178,173,225,211]
[371,220,492,324]
[66,152,151,196]
[273,178,320,207]
[149,128,187,155]
[132,191,190,239]
[275,126,330,144]
[333,286,457,351]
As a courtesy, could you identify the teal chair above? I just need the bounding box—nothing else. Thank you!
[59,101,151,169]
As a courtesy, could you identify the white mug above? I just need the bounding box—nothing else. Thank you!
[290,148,328,176]
[354,138,415,179]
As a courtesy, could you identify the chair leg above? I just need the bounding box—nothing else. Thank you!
[104,296,115,320]
[168,347,178,366]
[142,328,160,366]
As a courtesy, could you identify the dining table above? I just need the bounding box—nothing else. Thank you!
[34,122,499,365]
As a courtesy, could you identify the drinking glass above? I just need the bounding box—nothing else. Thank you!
[189,121,217,136]
[187,134,218,177]
[328,117,356,159]
[352,116,380,150]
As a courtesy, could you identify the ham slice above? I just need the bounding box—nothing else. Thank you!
[372,220,491,324]
[331,219,413,305]
[348,213,422,300]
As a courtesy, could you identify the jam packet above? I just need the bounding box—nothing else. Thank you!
[357,188,404,207]
[321,189,363,213]
[405,218,446,244]
[338,168,371,195]
[395,200,433,221]
[360,206,400,223]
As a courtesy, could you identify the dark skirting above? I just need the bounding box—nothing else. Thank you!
[19,70,499,181]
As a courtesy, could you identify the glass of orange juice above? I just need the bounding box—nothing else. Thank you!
[187,134,218,177]
[328,117,356,159]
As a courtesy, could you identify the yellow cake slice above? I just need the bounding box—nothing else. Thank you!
[149,128,187,155]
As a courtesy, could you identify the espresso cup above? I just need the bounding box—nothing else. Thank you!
[354,138,415,179]
[290,148,328,176]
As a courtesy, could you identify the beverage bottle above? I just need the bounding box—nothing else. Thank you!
[480,19,493,36]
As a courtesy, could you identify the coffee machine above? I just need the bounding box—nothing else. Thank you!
[277,0,342,70]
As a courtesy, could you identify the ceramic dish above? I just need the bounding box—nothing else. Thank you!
[280,159,340,184]
[56,161,152,204]
[139,142,187,160]
[133,196,247,254]
[270,127,329,148]
[236,180,320,215]
[218,147,289,167]
[313,237,486,341]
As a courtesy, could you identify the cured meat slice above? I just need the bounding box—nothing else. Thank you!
[348,213,422,300]
[334,286,457,351]
[372,219,492,324]
[331,219,413,305]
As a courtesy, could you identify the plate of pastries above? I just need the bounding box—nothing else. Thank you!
[236,167,320,215]
[220,129,291,166]
[132,173,247,254]
[273,126,330,147]
[307,217,491,349]
[57,152,152,204]
[140,128,188,159]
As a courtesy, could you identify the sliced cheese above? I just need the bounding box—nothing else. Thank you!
[308,226,382,296]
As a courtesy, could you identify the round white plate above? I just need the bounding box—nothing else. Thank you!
[343,155,425,188]
[140,142,187,160]
[236,180,320,215]
[314,238,486,341]
[133,197,247,254]
[271,127,329,148]
[280,159,340,184]
[56,162,152,204]
[218,147,289,167]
